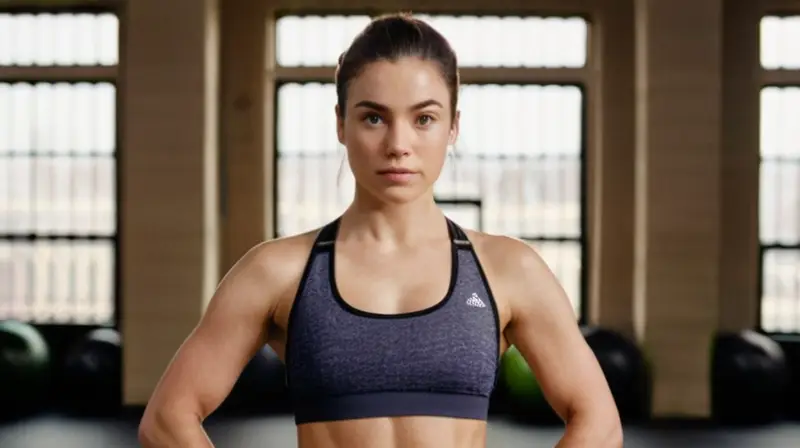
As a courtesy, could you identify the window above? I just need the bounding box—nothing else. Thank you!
[760,15,800,70]
[759,16,800,334]
[759,85,800,333]
[0,11,119,325]
[274,14,588,318]
[413,15,587,68]
[0,12,118,66]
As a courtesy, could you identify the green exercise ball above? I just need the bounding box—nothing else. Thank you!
[0,320,52,418]
[500,345,558,422]
[500,345,543,401]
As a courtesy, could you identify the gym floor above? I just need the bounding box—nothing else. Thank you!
[0,413,798,447]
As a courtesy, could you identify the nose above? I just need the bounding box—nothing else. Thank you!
[384,120,414,158]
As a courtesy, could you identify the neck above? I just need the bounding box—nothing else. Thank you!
[340,187,446,246]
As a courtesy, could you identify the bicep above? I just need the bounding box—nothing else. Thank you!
[504,249,614,421]
[146,247,275,419]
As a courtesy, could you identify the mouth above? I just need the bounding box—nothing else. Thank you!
[377,168,417,175]
[376,168,418,184]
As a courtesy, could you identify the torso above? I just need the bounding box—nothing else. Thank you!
[264,219,514,448]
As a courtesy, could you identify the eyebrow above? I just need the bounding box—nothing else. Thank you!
[353,99,444,112]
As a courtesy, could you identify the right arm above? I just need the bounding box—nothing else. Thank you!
[138,242,290,447]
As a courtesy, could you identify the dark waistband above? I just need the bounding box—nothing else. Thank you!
[293,391,490,425]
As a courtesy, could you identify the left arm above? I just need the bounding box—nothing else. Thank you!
[499,237,622,448]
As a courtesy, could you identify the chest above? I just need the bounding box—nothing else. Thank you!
[284,250,500,397]
[333,239,454,315]
[270,239,514,360]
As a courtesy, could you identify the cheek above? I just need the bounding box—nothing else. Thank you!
[343,128,382,167]
[419,130,451,168]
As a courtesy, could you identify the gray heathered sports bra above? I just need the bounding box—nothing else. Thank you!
[284,217,501,424]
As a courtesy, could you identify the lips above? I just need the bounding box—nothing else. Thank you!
[377,168,416,174]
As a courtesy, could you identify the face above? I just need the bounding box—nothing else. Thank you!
[336,57,459,205]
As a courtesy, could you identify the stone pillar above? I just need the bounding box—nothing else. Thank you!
[588,0,636,337]
[219,0,272,273]
[120,0,220,405]
[633,0,723,417]
[718,0,760,331]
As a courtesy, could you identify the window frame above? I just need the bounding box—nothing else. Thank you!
[0,2,123,327]
[757,10,800,336]
[269,11,591,321]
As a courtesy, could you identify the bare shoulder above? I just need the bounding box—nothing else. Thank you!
[215,229,319,316]
[243,230,318,284]
[463,229,566,316]
[464,229,550,282]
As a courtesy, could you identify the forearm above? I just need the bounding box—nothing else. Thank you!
[555,411,622,448]
[139,411,214,448]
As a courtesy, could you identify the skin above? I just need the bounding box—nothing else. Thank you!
[138,56,623,448]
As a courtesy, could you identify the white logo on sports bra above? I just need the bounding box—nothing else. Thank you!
[466,293,486,308]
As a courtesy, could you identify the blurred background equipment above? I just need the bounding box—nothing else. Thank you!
[712,329,790,425]
[581,326,650,422]
[0,320,51,419]
[60,327,122,415]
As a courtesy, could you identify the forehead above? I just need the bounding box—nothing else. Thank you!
[347,57,450,110]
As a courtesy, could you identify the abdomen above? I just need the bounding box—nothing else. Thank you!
[296,416,488,448]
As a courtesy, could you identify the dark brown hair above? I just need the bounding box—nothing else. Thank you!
[334,12,460,121]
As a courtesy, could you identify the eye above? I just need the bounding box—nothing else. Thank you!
[417,114,435,126]
[364,113,383,125]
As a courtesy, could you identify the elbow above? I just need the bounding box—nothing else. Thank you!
[564,404,623,448]
[138,407,177,448]
[603,420,624,448]
[138,411,166,448]
[591,407,623,448]
[138,402,206,448]
[138,418,157,447]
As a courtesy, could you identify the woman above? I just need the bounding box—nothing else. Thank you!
[138,13,622,448]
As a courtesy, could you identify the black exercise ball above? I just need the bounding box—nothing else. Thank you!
[221,345,288,414]
[0,320,51,419]
[712,329,789,425]
[581,326,649,420]
[61,327,122,415]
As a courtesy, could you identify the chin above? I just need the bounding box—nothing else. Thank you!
[370,185,429,206]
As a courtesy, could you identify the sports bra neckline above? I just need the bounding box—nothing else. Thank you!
[318,216,465,320]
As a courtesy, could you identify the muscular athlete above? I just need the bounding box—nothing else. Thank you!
[138,13,622,448]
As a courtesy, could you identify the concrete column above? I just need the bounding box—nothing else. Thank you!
[633,0,723,417]
[588,0,636,337]
[219,0,272,273]
[120,0,220,405]
[718,0,760,331]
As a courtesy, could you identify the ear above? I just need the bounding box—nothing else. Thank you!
[335,105,345,145]
[448,110,460,146]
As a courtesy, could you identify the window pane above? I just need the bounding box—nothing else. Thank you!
[275,14,588,68]
[0,82,116,154]
[276,82,585,313]
[439,85,583,238]
[0,82,117,236]
[0,239,114,324]
[276,15,372,67]
[415,15,587,68]
[277,83,582,237]
[0,13,118,66]
[0,82,117,324]
[760,87,800,245]
[761,248,800,333]
[760,16,800,69]
[275,83,350,235]
[0,155,116,236]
